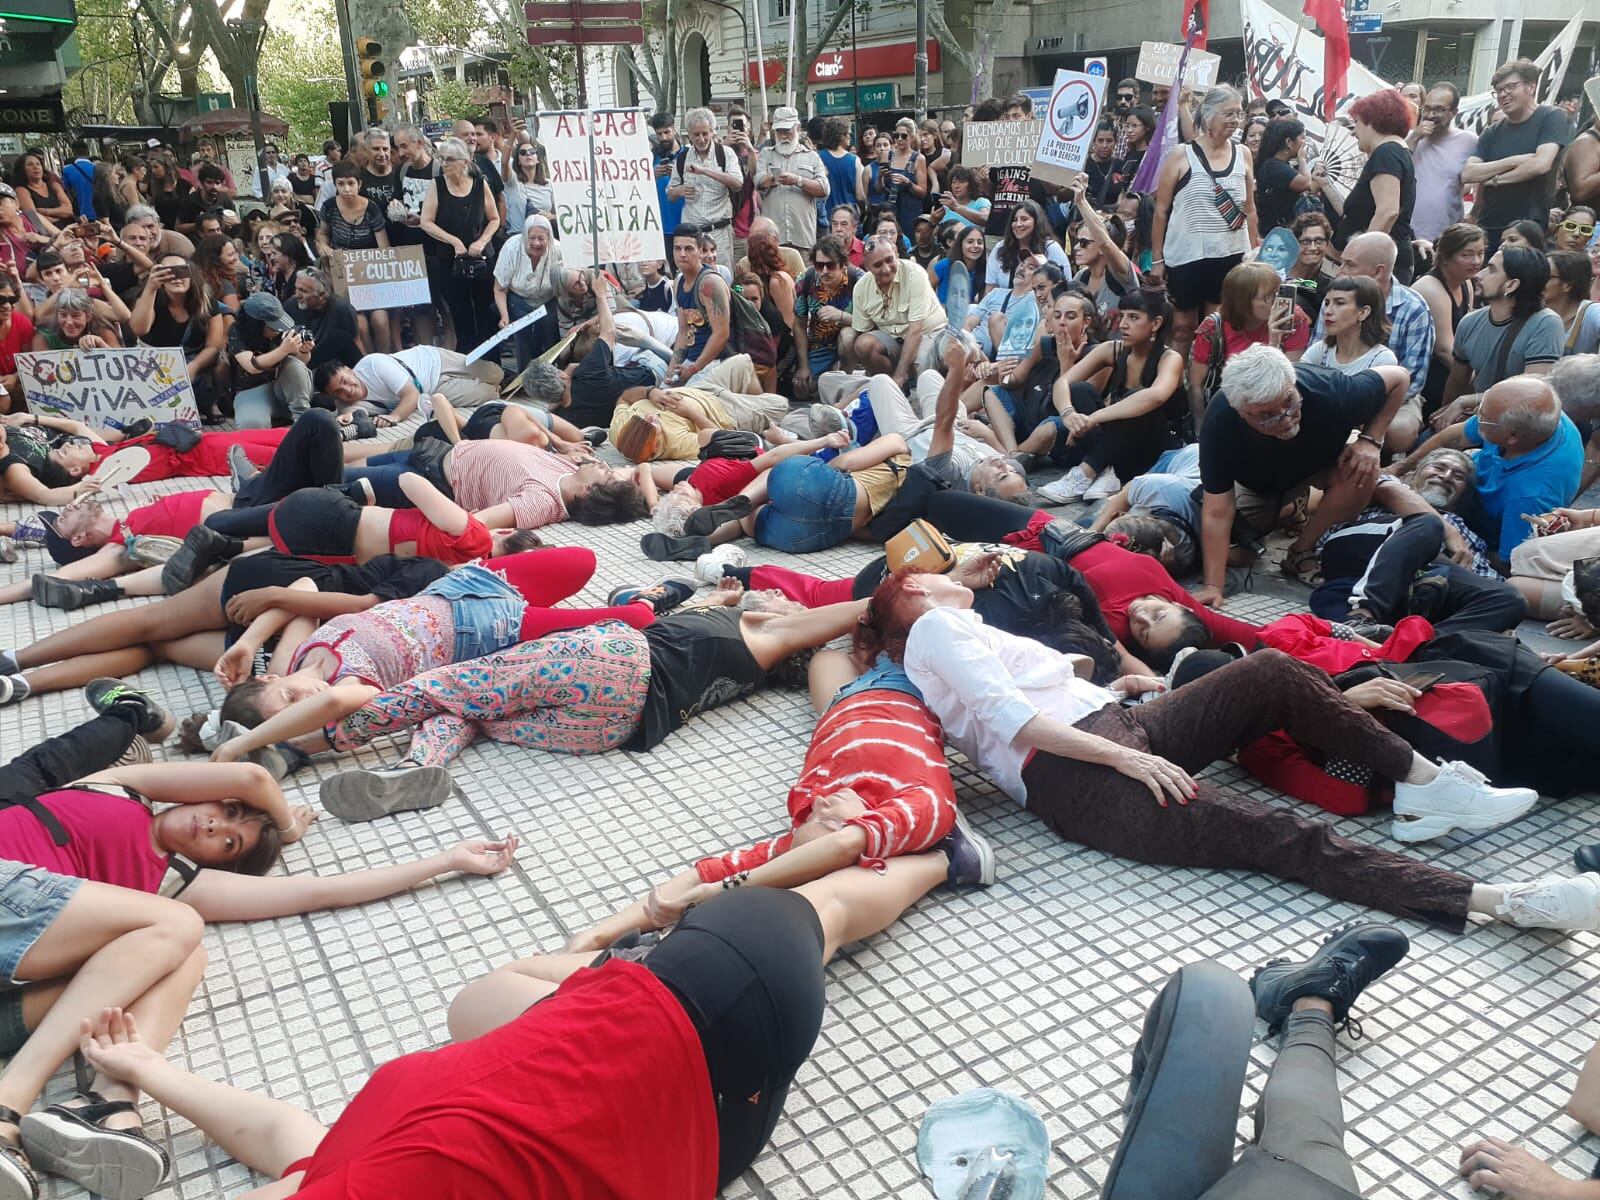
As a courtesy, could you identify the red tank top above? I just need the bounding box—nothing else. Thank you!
[387,508,493,565]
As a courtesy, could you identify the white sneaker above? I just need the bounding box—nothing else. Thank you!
[417,392,435,421]
[1039,466,1097,504]
[1083,468,1122,502]
[694,543,748,585]
[1391,760,1539,843]
[1495,875,1600,932]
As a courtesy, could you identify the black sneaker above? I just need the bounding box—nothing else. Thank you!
[119,417,155,442]
[1341,613,1395,643]
[1576,844,1600,875]
[685,494,753,539]
[581,427,608,447]
[936,809,996,887]
[1250,923,1409,1035]
[640,532,712,562]
[608,578,696,616]
[161,526,244,595]
[85,677,175,742]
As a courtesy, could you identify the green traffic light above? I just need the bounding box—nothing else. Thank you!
[373,80,390,96]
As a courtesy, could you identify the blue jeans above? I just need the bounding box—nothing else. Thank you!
[755,456,859,553]
[343,452,416,508]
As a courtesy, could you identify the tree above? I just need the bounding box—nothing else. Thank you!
[257,0,347,149]
[424,77,485,119]
[930,0,1016,104]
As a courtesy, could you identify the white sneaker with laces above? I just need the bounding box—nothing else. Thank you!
[1495,875,1600,931]
[1391,759,1538,843]
[694,543,748,585]
[1039,466,1097,504]
[1083,468,1122,502]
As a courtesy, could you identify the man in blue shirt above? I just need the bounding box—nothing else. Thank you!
[1459,376,1583,562]
[649,113,684,234]
[60,141,96,220]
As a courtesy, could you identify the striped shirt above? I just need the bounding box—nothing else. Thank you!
[695,690,956,881]
[450,440,573,530]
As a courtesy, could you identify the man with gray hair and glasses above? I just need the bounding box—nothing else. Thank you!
[1195,344,1410,605]
[284,267,362,368]
[668,108,744,266]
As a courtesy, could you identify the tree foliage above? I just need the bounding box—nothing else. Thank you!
[257,0,347,149]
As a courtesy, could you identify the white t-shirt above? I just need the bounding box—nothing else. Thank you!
[1298,340,1399,375]
[353,346,443,411]
[613,310,679,369]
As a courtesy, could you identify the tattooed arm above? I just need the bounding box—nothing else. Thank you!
[682,272,731,379]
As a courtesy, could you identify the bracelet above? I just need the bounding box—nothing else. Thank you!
[721,871,750,891]
[1356,433,1382,449]
[276,819,296,833]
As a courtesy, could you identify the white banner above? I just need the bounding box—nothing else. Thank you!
[17,346,198,430]
[1240,0,1389,148]
[1032,69,1108,187]
[1457,11,1583,135]
[543,109,667,267]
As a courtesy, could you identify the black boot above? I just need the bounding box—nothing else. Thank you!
[161,526,245,595]
[85,677,175,741]
[1250,923,1409,1035]
[32,575,124,611]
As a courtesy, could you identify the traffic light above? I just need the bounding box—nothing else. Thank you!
[355,36,388,101]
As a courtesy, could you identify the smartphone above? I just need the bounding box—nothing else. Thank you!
[1272,283,1296,326]
[731,116,747,132]
[1397,670,1446,692]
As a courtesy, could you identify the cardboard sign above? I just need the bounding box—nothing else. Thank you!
[1135,40,1221,88]
[1032,69,1108,188]
[542,108,666,266]
[329,245,432,312]
[962,120,1046,167]
[984,166,1033,238]
[16,346,198,430]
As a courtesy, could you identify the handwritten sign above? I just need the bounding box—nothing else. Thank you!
[329,245,431,311]
[542,108,666,267]
[1032,68,1107,188]
[962,120,1046,167]
[1135,41,1221,88]
[17,346,198,430]
[1240,0,1387,149]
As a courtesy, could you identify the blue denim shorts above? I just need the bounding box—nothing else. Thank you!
[0,861,83,1054]
[755,455,859,554]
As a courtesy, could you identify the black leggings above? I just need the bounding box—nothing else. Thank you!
[0,712,139,842]
[268,488,362,559]
[207,409,345,538]
[1053,381,1176,479]
[643,889,826,1188]
[923,490,1040,542]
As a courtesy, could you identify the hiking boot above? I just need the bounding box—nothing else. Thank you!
[32,575,122,611]
[161,526,244,595]
[1250,923,1409,1035]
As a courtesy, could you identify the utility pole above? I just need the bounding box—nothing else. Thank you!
[334,0,363,140]
[914,0,927,118]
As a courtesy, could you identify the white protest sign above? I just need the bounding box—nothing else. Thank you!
[962,120,1046,167]
[1136,40,1221,88]
[543,109,666,267]
[1031,69,1107,187]
[1239,0,1387,148]
[464,305,546,365]
[329,246,432,312]
[17,346,198,430]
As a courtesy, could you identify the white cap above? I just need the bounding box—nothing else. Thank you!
[772,106,801,130]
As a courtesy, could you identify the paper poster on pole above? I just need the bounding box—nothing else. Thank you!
[1136,40,1221,88]
[16,346,198,430]
[328,246,432,311]
[1239,0,1387,149]
[962,120,1046,168]
[543,108,666,266]
[1031,69,1107,188]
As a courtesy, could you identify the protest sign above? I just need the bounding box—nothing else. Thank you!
[17,346,198,430]
[1135,41,1221,88]
[963,120,1046,168]
[543,108,666,266]
[464,305,546,365]
[1239,0,1386,148]
[328,246,431,311]
[984,166,1034,238]
[1031,69,1107,188]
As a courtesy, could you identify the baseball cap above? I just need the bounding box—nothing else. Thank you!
[38,509,97,567]
[771,106,801,130]
[241,292,294,331]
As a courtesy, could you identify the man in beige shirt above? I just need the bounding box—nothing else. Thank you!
[848,236,949,387]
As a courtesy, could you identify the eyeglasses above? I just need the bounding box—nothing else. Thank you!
[1298,235,1328,246]
[1492,79,1531,96]
[1562,220,1596,236]
[1247,395,1301,429]
[1420,105,1455,117]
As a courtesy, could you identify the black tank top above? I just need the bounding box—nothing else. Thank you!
[434,174,487,256]
[629,607,766,750]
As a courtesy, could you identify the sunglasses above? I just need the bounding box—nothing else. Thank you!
[518,148,538,155]
[894,131,910,139]
[1562,220,1596,236]
[0,296,16,306]
[1073,238,1092,248]
[813,259,838,268]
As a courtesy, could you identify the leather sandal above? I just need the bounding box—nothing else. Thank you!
[20,1092,167,1200]
[0,1107,38,1200]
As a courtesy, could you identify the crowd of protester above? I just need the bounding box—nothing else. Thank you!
[0,55,1597,1199]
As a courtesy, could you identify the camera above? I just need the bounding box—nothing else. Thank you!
[292,326,314,342]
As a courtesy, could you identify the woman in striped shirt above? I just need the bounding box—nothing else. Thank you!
[561,648,995,955]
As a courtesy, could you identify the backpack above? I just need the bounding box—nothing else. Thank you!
[699,271,776,367]
[674,143,755,233]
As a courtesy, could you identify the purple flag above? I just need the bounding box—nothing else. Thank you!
[1131,26,1199,193]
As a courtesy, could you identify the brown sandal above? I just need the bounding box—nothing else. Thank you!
[1280,546,1323,587]
[0,1107,38,1200]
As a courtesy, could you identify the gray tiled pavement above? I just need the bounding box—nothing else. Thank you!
[3,433,1600,1199]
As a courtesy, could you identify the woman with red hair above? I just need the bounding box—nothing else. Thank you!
[1322,88,1418,283]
